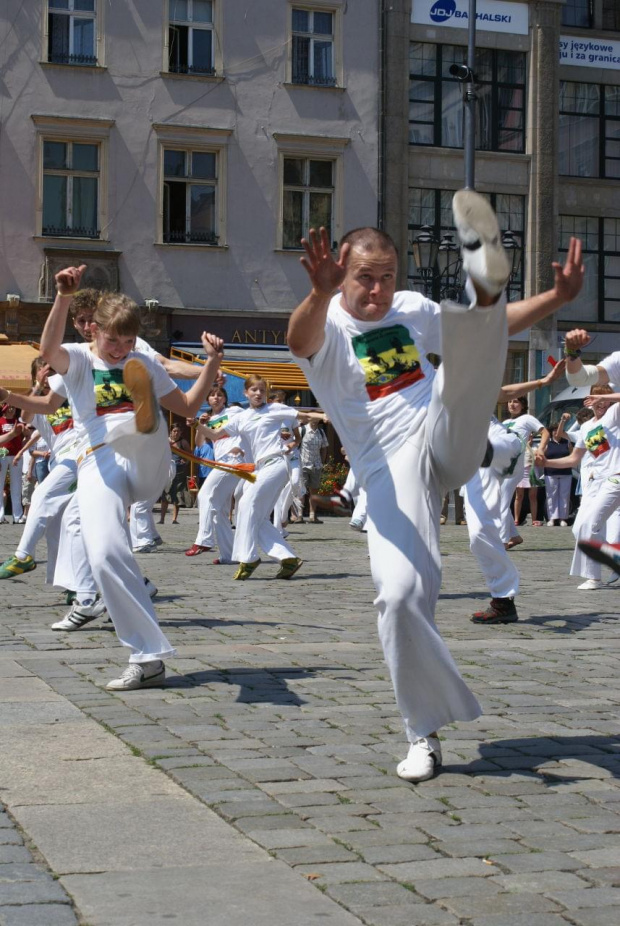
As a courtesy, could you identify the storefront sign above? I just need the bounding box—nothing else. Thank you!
[412,0,529,35]
[560,35,620,70]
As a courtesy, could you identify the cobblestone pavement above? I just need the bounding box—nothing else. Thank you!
[0,513,619,925]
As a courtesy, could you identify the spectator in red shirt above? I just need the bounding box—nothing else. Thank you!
[0,404,25,523]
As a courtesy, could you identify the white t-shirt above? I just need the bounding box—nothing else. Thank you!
[223,402,299,466]
[297,291,440,484]
[34,373,76,463]
[209,406,244,463]
[59,342,175,451]
[575,403,620,480]
[598,352,620,384]
[502,414,544,443]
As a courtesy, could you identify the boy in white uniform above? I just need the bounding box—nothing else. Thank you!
[287,192,584,781]
[38,265,223,690]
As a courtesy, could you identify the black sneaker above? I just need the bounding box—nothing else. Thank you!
[471,597,518,624]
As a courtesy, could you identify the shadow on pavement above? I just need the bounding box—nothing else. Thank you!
[447,735,620,782]
[163,665,334,706]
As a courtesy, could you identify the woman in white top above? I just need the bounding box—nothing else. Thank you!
[500,396,550,548]
[38,264,224,690]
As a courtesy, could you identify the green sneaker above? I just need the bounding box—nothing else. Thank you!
[275,557,303,579]
[0,555,36,579]
[233,559,261,580]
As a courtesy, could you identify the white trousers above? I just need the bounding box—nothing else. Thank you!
[195,469,236,560]
[463,423,521,600]
[352,487,368,525]
[130,495,161,550]
[76,418,175,662]
[571,475,620,579]
[499,461,525,543]
[54,493,98,601]
[545,474,572,521]
[0,456,23,522]
[232,456,297,563]
[365,295,507,743]
[15,458,76,581]
[273,482,294,531]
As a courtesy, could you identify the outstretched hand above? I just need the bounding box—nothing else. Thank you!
[55,265,86,296]
[552,238,584,305]
[543,358,566,385]
[201,332,224,361]
[300,227,350,297]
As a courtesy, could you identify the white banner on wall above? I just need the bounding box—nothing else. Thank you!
[411,0,529,36]
[560,35,620,70]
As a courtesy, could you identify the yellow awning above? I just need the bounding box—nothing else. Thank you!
[0,343,40,393]
[169,348,309,390]
[219,361,308,389]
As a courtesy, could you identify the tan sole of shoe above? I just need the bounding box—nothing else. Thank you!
[123,358,158,434]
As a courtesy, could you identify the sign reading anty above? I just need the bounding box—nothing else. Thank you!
[412,0,529,36]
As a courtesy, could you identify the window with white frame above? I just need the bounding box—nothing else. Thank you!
[163,148,219,244]
[42,140,100,238]
[48,0,97,66]
[168,0,215,76]
[282,156,334,248]
[291,8,336,87]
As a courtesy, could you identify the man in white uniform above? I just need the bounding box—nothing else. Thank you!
[287,191,584,781]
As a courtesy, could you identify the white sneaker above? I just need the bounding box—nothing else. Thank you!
[14,516,27,524]
[452,190,510,298]
[349,519,365,532]
[578,578,603,590]
[51,598,107,631]
[560,520,569,527]
[133,542,158,554]
[106,660,165,691]
[396,736,442,782]
[547,520,556,527]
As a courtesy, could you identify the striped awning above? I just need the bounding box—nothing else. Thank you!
[0,343,40,393]
[170,347,309,390]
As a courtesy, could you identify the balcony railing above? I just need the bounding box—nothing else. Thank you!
[292,73,337,87]
[48,53,98,66]
[168,64,216,76]
[43,225,100,239]
[164,229,219,245]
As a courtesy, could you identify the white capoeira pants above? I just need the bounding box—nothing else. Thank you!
[76,417,175,663]
[15,457,77,582]
[365,295,508,743]
[0,455,24,522]
[54,493,98,601]
[195,469,236,560]
[499,462,525,544]
[545,474,572,521]
[571,474,620,579]
[463,422,521,600]
[232,456,297,564]
[130,496,161,550]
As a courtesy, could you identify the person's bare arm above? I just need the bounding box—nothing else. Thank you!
[497,360,566,402]
[40,265,86,373]
[297,410,328,424]
[537,426,551,456]
[555,412,572,441]
[287,227,350,359]
[156,355,204,380]
[506,238,584,335]
[159,333,224,420]
[536,446,585,469]
[0,389,65,417]
[13,430,41,463]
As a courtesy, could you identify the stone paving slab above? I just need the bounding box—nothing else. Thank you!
[0,515,619,924]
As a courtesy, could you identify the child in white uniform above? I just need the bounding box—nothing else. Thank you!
[202,375,304,579]
[186,386,245,562]
[499,398,549,547]
[38,265,223,690]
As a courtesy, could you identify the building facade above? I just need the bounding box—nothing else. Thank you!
[0,1,380,350]
[384,0,620,407]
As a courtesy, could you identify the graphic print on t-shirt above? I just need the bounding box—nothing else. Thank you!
[352,324,424,400]
[47,401,73,434]
[210,412,229,431]
[584,423,610,458]
[92,369,133,416]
